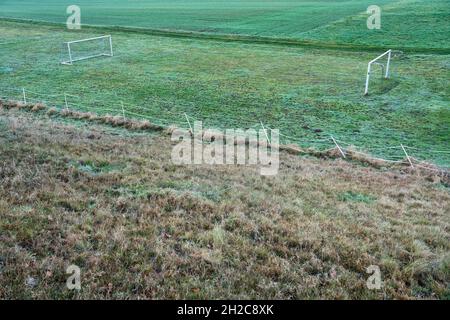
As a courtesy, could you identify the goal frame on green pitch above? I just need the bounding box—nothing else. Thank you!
[364,50,392,95]
[61,35,113,65]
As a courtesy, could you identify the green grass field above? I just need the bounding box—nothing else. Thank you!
[0,20,449,166]
[0,0,449,50]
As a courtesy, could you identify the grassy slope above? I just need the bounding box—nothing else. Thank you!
[0,109,448,299]
[0,0,448,49]
[0,21,449,166]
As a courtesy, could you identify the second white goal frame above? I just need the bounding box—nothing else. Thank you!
[61,35,113,65]
[364,49,392,95]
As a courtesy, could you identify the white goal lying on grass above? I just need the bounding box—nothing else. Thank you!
[61,35,113,65]
[364,49,392,95]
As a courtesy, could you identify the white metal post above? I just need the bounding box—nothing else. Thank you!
[331,136,346,158]
[121,101,126,120]
[22,88,27,104]
[260,121,270,144]
[109,35,113,57]
[364,63,371,96]
[64,93,69,110]
[385,50,391,78]
[184,113,193,135]
[401,144,414,168]
[67,42,73,65]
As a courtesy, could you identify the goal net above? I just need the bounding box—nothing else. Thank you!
[61,35,113,65]
[364,49,392,95]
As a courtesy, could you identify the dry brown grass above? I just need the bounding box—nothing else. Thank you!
[0,99,165,133]
[0,108,448,300]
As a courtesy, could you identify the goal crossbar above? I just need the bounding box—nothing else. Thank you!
[364,49,392,95]
[61,35,113,65]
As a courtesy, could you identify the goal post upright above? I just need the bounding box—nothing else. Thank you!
[364,49,392,95]
[109,35,114,57]
[67,42,73,65]
[364,63,371,96]
[385,49,392,78]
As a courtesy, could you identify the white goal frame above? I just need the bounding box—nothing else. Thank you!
[364,49,392,95]
[61,35,113,65]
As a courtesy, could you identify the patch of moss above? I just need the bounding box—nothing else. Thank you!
[70,159,124,175]
[338,191,377,203]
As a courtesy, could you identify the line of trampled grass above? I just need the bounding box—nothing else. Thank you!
[1,17,449,55]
